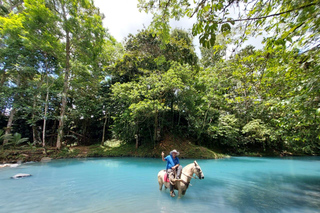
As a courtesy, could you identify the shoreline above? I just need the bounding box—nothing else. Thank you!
[0,141,227,164]
[1,136,313,164]
[1,147,314,165]
[1,154,318,166]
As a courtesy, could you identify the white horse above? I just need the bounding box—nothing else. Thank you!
[158,161,204,198]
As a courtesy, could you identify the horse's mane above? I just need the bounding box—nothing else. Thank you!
[182,162,194,173]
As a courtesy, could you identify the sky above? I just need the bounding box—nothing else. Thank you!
[93,0,263,57]
[94,0,203,55]
[94,0,152,42]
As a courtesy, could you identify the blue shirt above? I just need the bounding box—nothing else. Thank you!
[165,155,179,170]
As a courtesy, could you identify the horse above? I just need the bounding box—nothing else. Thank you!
[158,161,204,198]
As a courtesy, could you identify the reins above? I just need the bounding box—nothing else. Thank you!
[182,172,197,180]
[180,171,199,187]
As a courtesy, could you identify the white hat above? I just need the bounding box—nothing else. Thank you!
[170,149,179,156]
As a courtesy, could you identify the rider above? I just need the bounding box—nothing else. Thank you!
[161,149,182,197]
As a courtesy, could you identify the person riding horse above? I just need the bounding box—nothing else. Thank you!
[161,149,182,197]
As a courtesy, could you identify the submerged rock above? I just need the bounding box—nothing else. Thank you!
[41,157,52,162]
[11,173,32,179]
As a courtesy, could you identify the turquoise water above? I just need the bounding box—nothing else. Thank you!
[0,157,320,213]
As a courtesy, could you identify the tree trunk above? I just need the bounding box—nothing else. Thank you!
[0,73,8,115]
[135,135,139,149]
[101,114,108,145]
[0,72,7,88]
[3,108,16,144]
[32,97,38,144]
[82,119,88,145]
[42,53,50,148]
[56,20,70,149]
[32,125,37,144]
[56,68,68,149]
[135,121,139,149]
[171,98,174,128]
[153,108,158,148]
[3,76,20,144]
[201,102,211,131]
[42,83,49,147]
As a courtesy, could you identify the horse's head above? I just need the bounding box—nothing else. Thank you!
[193,161,204,179]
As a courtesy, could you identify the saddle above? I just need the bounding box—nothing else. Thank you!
[164,173,170,183]
[164,172,189,188]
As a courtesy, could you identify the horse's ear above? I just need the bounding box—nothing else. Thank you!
[194,161,198,166]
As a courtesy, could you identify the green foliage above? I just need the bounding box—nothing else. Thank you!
[0,0,319,157]
[242,119,275,146]
[139,0,320,49]
[4,133,29,148]
[111,62,193,144]
[26,142,35,150]
[208,114,240,147]
[110,29,198,82]
[0,130,5,141]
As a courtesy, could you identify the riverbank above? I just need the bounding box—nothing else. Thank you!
[0,136,227,163]
[2,135,310,164]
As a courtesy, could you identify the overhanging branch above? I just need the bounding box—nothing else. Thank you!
[218,2,318,24]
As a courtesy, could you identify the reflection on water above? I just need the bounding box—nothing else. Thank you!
[0,157,319,213]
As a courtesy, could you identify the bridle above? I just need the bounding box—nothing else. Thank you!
[182,172,197,179]
[182,166,202,180]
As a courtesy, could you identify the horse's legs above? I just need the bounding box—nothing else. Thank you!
[158,175,163,190]
[159,183,163,190]
[158,179,163,190]
[178,189,182,198]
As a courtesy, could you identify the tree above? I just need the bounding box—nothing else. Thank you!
[0,0,109,149]
[109,29,198,147]
[110,29,198,82]
[111,62,194,147]
[138,0,320,49]
[0,9,42,143]
[43,0,108,149]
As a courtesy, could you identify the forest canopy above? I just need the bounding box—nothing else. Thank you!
[0,0,319,155]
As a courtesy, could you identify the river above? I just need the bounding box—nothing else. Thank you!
[0,157,319,213]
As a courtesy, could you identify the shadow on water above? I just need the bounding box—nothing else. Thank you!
[216,173,320,213]
[41,157,159,168]
[185,157,320,213]
[43,158,85,168]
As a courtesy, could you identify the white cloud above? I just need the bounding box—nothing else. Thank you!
[94,0,153,42]
[93,0,264,58]
[94,0,201,55]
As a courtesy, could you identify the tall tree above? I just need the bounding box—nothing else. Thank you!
[45,0,107,149]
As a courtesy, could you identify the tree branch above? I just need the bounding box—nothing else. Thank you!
[219,2,318,24]
[222,0,235,13]
[191,0,207,18]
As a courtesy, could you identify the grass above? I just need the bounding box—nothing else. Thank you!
[0,135,228,163]
[88,136,227,159]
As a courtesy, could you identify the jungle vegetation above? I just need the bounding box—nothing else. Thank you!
[0,0,319,155]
